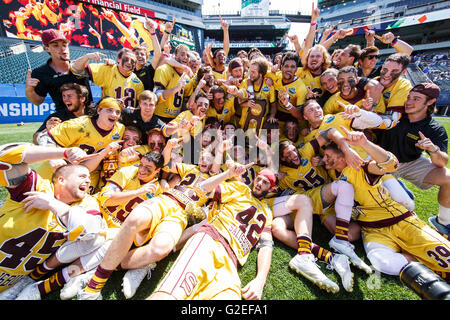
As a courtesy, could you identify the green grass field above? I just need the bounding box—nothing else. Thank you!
[0,118,449,301]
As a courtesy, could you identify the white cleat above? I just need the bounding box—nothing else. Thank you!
[15,283,41,300]
[77,289,102,300]
[60,269,96,300]
[289,253,339,293]
[330,254,354,292]
[329,236,372,274]
[0,276,35,300]
[122,263,156,299]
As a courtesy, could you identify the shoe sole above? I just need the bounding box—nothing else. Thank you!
[289,262,339,293]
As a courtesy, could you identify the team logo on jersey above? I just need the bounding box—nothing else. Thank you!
[383,91,391,100]
[339,174,348,182]
[112,133,121,140]
[288,87,296,95]
[262,86,270,93]
[325,115,335,124]
[131,77,141,84]
[300,158,309,167]
[224,108,229,114]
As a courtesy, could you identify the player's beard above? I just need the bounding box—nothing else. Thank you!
[252,188,269,199]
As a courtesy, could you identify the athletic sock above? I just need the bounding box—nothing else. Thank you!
[84,265,113,294]
[335,218,350,242]
[296,234,312,255]
[311,243,334,264]
[29,261,54,281]
[438,205,450,226]
[37,267,70,297]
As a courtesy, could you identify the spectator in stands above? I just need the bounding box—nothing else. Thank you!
[375,83,450,236]
[33,83,92,145]
[25,29,93,112]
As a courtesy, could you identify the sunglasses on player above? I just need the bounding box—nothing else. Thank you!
[149,142,165,149]
[366,54,380,60]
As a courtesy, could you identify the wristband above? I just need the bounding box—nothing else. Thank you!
[430,146,440,154]
[150,32,156,36]
[391,36,399,46]
[311,22,317,27]
[63,149,69,160]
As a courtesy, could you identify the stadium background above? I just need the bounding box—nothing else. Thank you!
[0,0,448,302]
[0,0,449,125]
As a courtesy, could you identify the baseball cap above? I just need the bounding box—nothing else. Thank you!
[41,29,68,46]
[411,82,441,99]
[257,168,277,187]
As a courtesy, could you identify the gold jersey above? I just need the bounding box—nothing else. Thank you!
[0,171,99,292]
[97,166,162,229]
[295,67,324,98]
[323,90,385,116]
[208,180,273,266]
[206,97,237,126]
[304,113,370,160]
[328,163,410,227]
[154,64,190,119]
[86,64,144,108]
[278,140,329,193]
[166,110,205,138]
[164,163,211,209]
[273,75,308,114]
[378,77,412,113]
[48,116,125,155]
[0,143,30,187]
[38,116,125,191]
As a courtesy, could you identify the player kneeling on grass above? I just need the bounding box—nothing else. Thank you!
[322,127,450,288]
[0,144,106,300]
[148,164,274,300]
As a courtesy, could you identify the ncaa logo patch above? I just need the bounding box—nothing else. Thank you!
[300,158,309,167]
[132,77,141,84]
[288,87,296,95]
[262,86,270,93]
[112,133,121,140]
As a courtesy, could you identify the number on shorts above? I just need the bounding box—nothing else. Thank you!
[426,245,450,268]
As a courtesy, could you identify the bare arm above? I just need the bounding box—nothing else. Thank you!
[25,70,45,106]
[241,231,273,300]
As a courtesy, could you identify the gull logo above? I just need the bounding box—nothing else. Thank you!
[132,77,141,84]
[112,133,121,140]
[325,115,335,124]
[288,87,296,95]
[383,91,391,100]
[262,86,270,93]
[300,158,309,167]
